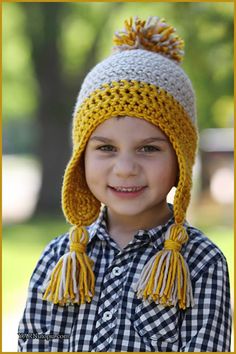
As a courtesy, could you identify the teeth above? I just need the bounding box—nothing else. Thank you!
[114,186,143,192]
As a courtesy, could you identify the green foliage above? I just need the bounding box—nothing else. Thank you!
[2,3,39,121]
[59,16,95,77]
[3,2,233,130]
[212,96,234,127]
[59,2,115,78]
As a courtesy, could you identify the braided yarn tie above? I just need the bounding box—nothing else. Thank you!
[164,239,181,252]
[70,243,86,253]
[43,226,95,306]
[133,224,194,309]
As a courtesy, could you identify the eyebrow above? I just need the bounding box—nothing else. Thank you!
[89,136,168,143]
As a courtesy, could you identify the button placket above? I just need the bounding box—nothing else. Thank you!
[92,255,135,351]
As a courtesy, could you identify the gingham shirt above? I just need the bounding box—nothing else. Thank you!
[18,206,232,352]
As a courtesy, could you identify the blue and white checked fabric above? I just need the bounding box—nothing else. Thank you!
[18,206,232,352]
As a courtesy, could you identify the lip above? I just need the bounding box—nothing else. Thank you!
[108,185,147,199]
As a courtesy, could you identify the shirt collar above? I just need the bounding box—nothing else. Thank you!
[87,204,188,250]
[87,204,109,242]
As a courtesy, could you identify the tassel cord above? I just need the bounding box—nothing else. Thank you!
[71,252,78,294]
[135,254,156,295]
[64,255,72,298]
[159,251,171,297]
[43,259,63,300]
[144,254,161,297]
[152,252,167,296]
[163,251,178,299]
[145,252,163,297]
[59,253,69,300]
[76,252,88,292]
[154,252,170,296]
[83,254,95,294]
[53,266,62,303]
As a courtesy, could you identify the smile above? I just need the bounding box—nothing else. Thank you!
[110,186,145,192]
[108,186,147,199]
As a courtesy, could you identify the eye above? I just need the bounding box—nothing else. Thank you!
[139,145,160,152]
[96,145,116,152]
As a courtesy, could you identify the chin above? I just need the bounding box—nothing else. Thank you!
[108,205,146,217]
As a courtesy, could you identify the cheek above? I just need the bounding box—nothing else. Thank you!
[84,150,94,185]
[148,155,178,186]
[84,152,111,205]
[84,153,100,199]
[84,151,107,186]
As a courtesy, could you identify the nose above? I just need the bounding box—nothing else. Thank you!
[113,154,139,178]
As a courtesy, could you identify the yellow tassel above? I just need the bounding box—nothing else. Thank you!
[43,226,95,306]
[133,224,194,310]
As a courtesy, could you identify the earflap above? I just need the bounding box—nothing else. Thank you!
[62,146,101,226]
[42,144,100,306]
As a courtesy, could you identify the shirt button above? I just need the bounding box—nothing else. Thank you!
[103,311,112,321]
[112,266,123,276]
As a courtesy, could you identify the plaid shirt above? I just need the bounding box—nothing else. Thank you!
[18,206,232,352]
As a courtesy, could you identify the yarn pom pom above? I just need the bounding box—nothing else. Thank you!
[113,16,184,63]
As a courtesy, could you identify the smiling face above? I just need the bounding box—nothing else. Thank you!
[84,116,178,229]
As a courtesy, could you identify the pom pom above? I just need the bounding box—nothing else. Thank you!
[113,16,184,63]
[133,224,194,309]
[42,226,95,306]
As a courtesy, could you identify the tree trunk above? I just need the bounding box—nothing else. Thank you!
[21,2,123,215]
[22,3,71,215]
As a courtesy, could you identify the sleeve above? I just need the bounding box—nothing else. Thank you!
[179,256,232,352]
[17,236,72,352]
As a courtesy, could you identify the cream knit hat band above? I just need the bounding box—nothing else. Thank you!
[74,49,196,124]
[43,17,198,309]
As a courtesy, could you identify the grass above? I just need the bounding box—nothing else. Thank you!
[3,216,69,313]
[3,216,234,314]
[197,226,234,288]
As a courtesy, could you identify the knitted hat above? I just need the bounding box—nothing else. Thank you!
[43,17,198,309]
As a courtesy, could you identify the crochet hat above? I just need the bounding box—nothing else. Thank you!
[43,17,198,309]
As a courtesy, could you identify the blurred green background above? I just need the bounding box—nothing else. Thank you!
[2,2,234,351]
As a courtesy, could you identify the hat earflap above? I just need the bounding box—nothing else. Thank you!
[133,224,194,310]
[43,226,95,305]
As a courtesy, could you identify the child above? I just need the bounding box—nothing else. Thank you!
[18,16,232,352]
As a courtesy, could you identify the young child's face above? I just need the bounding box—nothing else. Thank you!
[84,116,178,221]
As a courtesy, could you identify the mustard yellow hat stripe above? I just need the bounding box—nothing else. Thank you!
[62,80,197,227]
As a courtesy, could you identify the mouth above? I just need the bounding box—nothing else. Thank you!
[110,186,145,192]
[108,185,147,198]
